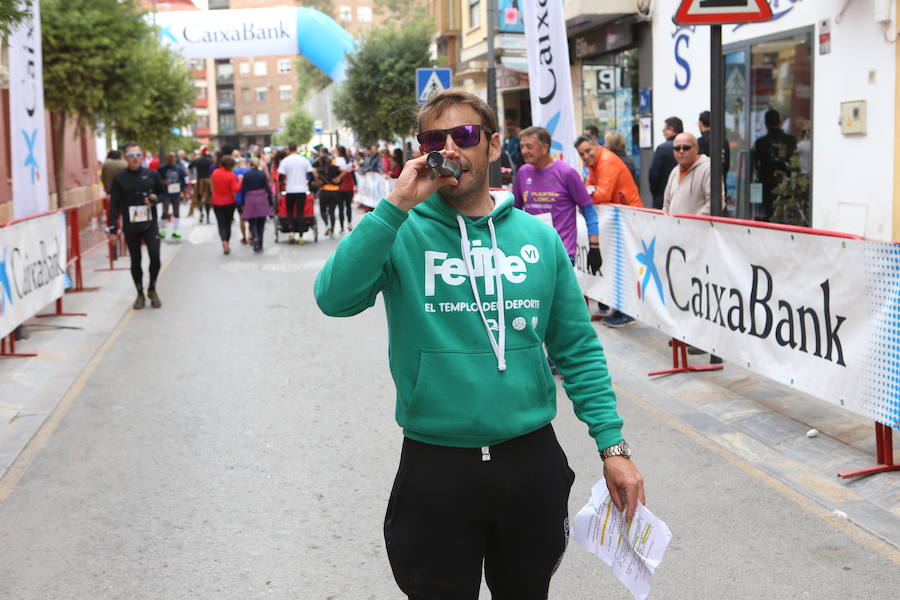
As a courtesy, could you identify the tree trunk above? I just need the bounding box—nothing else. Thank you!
[50,110,67,210]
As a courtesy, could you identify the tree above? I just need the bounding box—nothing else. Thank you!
[0,0,26,38]
[333,20,433,144]
[112,42,195,151]
[41,0,152,196]
[272,105,315,147]
[294,0,333,18]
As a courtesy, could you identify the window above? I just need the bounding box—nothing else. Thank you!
[339,5,352,21]
[277,58,292,73]
[195,85,207,99]
[253,60,267,76]
[280,112,289,125]
[216,61,233,82]
[257,113,270,128]
[194,115,210,130]
[468,0,481,28]
[218,88,234,108]
[357,6,372,22]
[255,86,268,101]
[279,85,292,101]
[241,87,250,102]
[242,114,253,127]
[239,61,250,75]
[189,58,206,72]
[219,113,235,133]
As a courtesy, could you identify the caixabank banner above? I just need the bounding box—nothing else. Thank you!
[0,213,67,340]
[576,205,900,429]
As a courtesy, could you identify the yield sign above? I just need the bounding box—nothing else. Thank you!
[675,0,773,25]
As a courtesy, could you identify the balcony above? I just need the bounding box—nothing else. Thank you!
[564,0,640,35]
[192,69,207,79]
[194,127,211,138]
[194,98,208,108]
[217,98,235,111]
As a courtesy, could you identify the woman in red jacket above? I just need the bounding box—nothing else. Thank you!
[211,156,243,254]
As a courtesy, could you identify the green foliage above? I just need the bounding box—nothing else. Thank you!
[41,0,193,149]
[373,0,426,23]
[295,0,333,18]
[772,154,811,227]
[112,43,195,150]
[0,0,27,38]
[333,20,433,145]
[272,105,315,147]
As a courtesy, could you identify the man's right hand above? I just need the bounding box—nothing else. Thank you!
[386,151,459,212]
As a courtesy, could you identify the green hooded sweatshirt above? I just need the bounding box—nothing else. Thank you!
[314,191,623,451]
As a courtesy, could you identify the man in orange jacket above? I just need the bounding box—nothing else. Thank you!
[574,135,643,208]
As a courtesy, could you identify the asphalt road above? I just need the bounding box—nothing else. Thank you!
[0,218,897,599]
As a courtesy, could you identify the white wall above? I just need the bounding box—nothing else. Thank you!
[651,0,897,240]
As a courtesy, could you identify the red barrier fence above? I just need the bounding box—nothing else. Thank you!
[1,196,110,354]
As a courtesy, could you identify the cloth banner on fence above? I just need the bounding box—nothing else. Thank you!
[354,172,397,209]
[0,213,67,339]
[9,0,50,219]
[520,0,580,172]
[576,205,900,429]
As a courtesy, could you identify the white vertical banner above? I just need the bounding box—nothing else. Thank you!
[9,0,49,219]
[520,0,580,171]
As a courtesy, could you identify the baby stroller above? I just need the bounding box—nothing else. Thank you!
[274,192,318,243]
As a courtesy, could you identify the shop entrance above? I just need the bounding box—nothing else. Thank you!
[582,49,640,175]
[724,28,813,224]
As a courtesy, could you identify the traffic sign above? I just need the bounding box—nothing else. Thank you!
[416,68,452,104]
[675,0,772,25]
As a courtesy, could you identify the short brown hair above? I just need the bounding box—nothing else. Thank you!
[221,156,236,170]
[604,131,626,152]
[520,126,551,149]
[417,88,498,134]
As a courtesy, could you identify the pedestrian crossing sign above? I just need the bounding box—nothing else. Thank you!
[416,68,453,104]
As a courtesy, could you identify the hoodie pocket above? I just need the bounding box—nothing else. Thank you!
[404,344,550,441]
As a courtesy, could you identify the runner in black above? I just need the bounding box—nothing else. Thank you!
[108,142,166,310]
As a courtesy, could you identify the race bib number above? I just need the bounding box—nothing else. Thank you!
[167,183,181,194]
[129,205,150,223]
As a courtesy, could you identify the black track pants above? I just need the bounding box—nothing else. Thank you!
[384,425,575,600]
[124,223,161,293]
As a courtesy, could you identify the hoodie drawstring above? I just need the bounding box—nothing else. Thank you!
[457,215,507,372]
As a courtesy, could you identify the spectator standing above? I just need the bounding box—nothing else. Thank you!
[101,150,127,197]
[603,131,639,187]
[697,110,731,185]
[502,119,524,170]
[335,146,356,233]
[574,135,642,207]
[189,146,215,223]
[648,116,683,209]
[753,108,797,221]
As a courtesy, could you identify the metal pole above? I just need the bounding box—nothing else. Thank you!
[486,0,501,187]
[710,25,724,216]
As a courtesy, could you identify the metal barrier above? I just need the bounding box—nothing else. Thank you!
[1,196,110,354]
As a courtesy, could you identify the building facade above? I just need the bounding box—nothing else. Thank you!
[651,0,897,240]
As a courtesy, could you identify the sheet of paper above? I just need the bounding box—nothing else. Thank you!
[573,479,672,600]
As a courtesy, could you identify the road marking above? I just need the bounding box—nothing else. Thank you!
[0,245,183,504]
[614,383,900,564]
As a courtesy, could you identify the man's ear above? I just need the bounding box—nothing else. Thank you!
[488,132,502,162]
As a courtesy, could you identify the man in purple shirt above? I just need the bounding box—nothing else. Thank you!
[513,126,602,272]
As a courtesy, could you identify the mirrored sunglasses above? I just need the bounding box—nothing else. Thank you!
[417,125,491,153]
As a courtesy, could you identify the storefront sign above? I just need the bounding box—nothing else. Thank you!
[576,206,900,428]
[818,19,831,55]
[155,7,355,81]
[521,0,579,170]
[9,0,49,219]
[0,212,67,340]
[573,23,632,59]
[498,0,524,33]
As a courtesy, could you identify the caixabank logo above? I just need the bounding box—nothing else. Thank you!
[0,248,13,315]
[635,236,665,305]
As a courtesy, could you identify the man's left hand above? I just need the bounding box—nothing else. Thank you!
[603,456,645,522]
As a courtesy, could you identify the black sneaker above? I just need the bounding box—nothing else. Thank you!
[133,293,146,310]
[148,290,162,309]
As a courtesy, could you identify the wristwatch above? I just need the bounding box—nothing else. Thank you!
[599,440,631,461]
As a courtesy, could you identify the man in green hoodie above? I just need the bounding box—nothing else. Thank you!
[315,89,644,599]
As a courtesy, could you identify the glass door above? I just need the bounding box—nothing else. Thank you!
[725,29,813,224]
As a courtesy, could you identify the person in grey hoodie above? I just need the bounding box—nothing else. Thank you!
[663,133,722,216]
